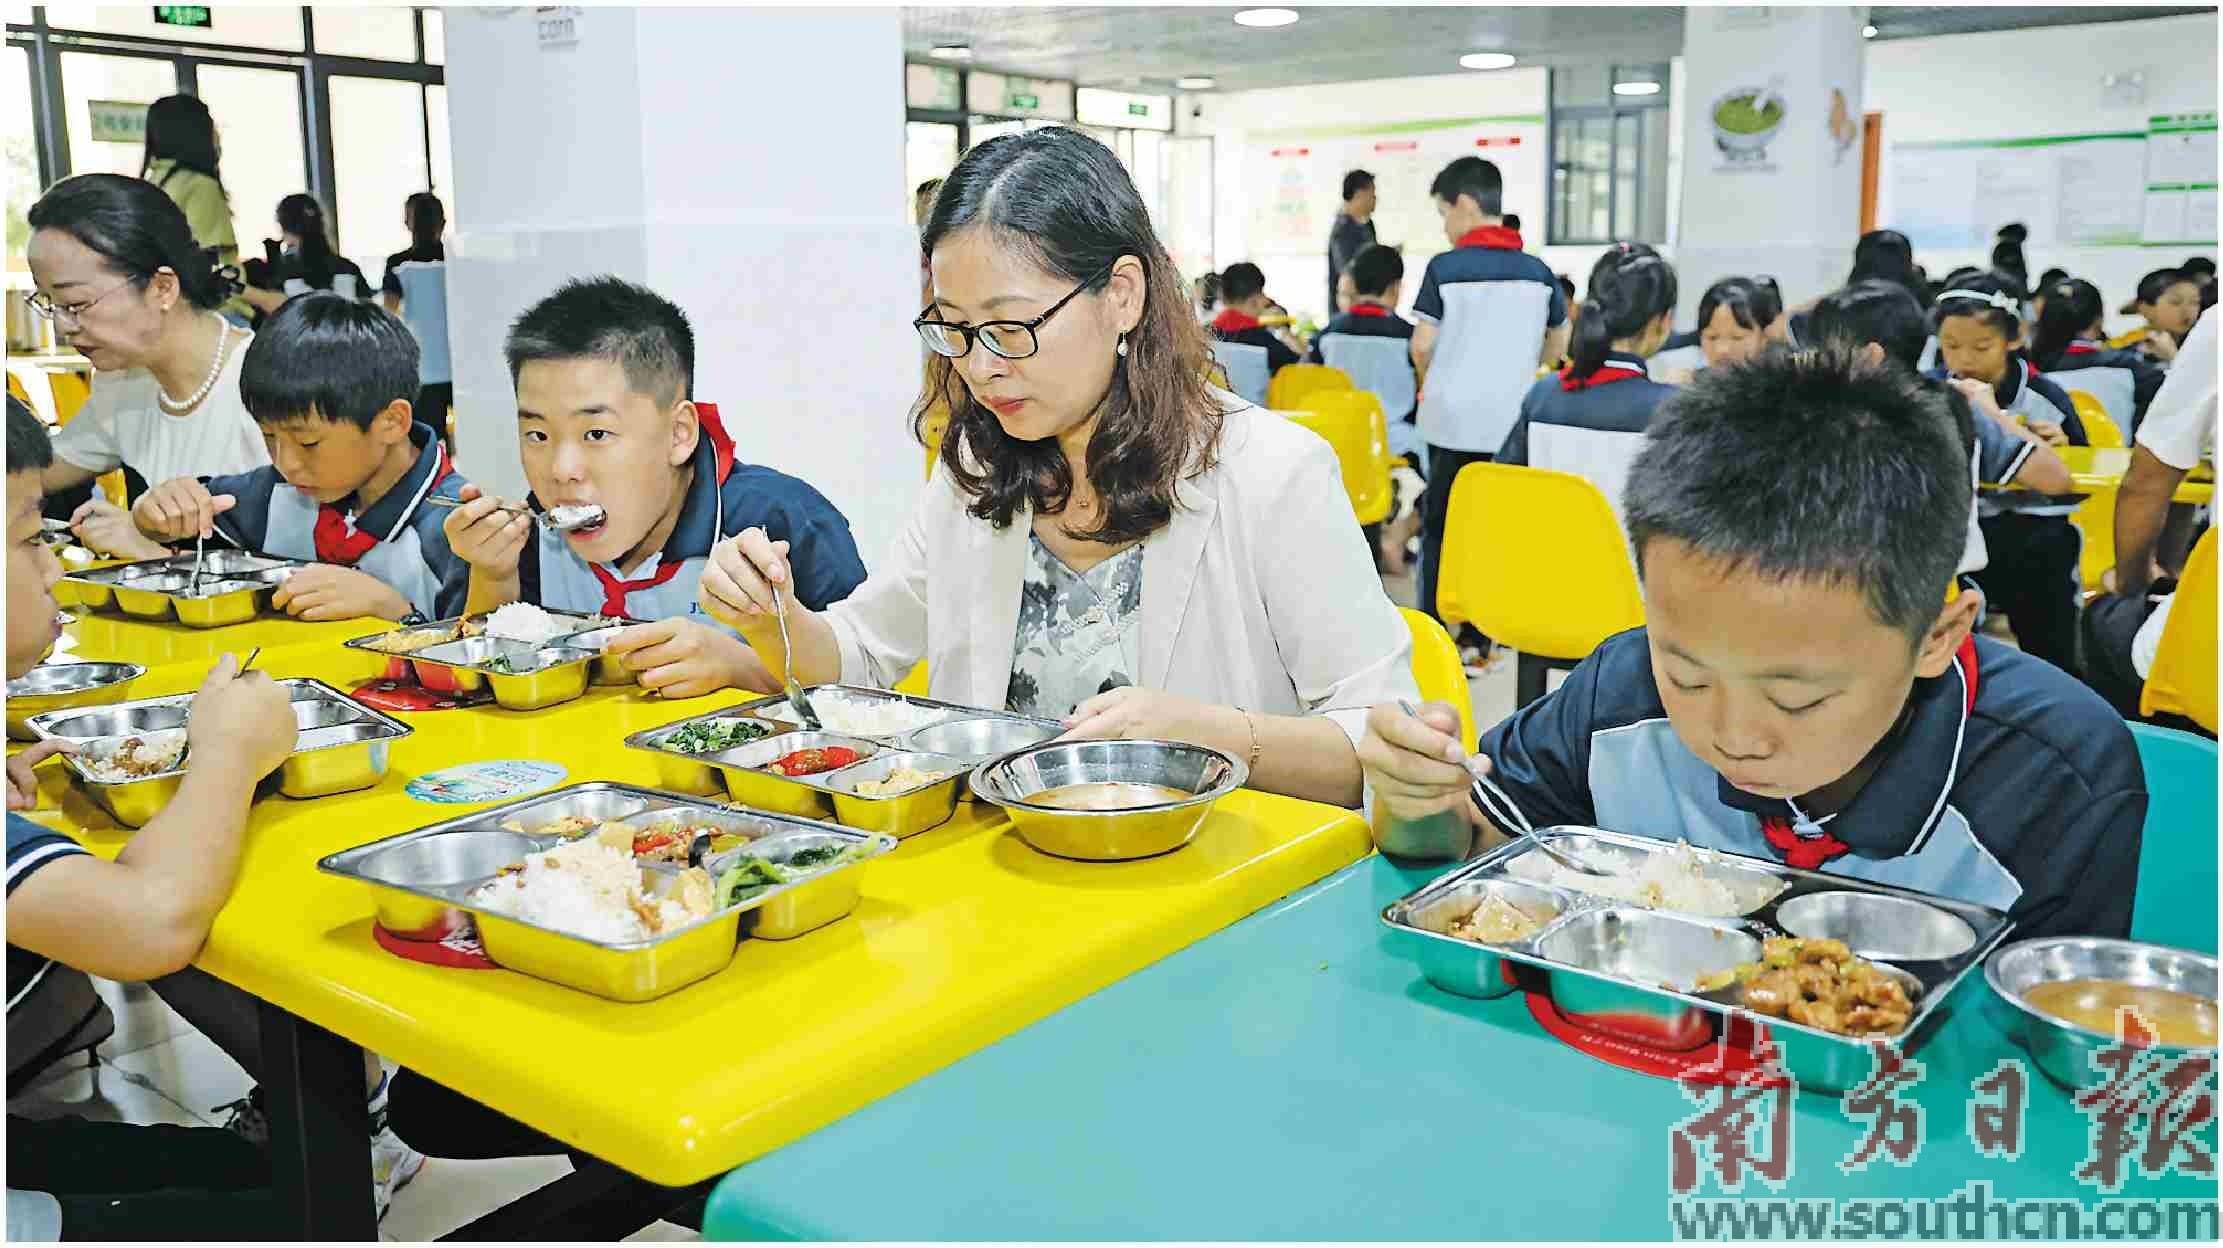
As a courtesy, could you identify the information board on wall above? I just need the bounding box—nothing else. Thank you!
[1889,114,2217,250]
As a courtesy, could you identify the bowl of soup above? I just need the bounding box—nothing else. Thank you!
[1986,936,2217,1090]
[969,739,1248,861]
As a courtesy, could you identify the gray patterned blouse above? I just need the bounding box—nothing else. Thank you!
[1005,532,1144,718]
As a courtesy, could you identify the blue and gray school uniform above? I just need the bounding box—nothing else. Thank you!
[2043,341,2166,435]
[1411,226,1567,453]
[207,423,469,620]
[8,813,90,1014]
[520,407,866,623]
[1645,332,1705,383]
[1308,304,1421,459]
[1496,351,1677,532]
[1934,359,2087,521]
[1472,629,2145,940]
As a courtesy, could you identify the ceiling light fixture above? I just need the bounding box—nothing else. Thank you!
[1459,52,1516,71]
[1176,76,1217,90]
[1612,80,1661,96]
[1862,24,1878,38]
[927,44,972,61]
[1233,9,1300,29]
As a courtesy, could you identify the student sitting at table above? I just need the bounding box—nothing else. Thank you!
[1206,262,1305,377]
[1311,244,1424,571]
[2030,277,2167,433]
[1930,274,2088,675]
[1358,348,2145,941]
[442,276,866,698]
[126,294,469,622]
[2109,266,2204,365]
[4,400,305,1239]
[1652,275,1783,385]
[701,125,1417,807]
[1495,243,1679,532]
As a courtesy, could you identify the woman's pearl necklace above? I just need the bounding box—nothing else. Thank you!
[157,316,231,413]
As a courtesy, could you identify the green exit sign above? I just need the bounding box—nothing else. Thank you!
[1008,92,1039,110]
[153,5,213,27]
[1128,102,1150,117]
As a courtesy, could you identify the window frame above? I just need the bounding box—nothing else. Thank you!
[1546,63,1671,246]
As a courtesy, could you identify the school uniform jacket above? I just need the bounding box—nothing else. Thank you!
[206,424,468,620]
[520,404,866,623]
[1307,304,1419,421]
[1473,628,2145,940]
[1411,226,1567,453]
[1209,308,1301,375]
[1932,360,2086,520]
[1495,351,1678,532]
[2041,341,2166,435]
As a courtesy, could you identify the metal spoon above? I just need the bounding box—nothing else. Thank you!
[1396,698,1612,877]
[189,532,207,594]
[425,498,606,533]
[771,579,821,730]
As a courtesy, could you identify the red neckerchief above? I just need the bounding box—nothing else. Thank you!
[313,442,452,566]
[1759,636,1979,870]
[1211,307,1262,334]
[1558,360,1647,392]
[1455,225,1525,251]
[694,401,736,485]
[1347,303,1393,319]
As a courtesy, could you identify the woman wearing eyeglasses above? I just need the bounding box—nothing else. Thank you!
[702,127,1414,807]
[25,174,268,558]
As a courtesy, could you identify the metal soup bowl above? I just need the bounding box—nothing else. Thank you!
[970,738,1247,861]
[6,662,144,741]
[1986,936,2219,1090]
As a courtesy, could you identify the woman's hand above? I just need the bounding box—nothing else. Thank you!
[1356,701,1477,821]
[1059,686,1226,746]
[699,528,794,633]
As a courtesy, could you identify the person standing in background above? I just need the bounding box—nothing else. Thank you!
[1327,169,1377,318]
[138,94,249,327]
[379,192,451,442]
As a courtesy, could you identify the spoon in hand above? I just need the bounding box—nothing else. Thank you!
[1396,698,1611,877]
[771,576,821,730]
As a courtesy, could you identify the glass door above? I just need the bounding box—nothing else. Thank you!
[192,62,305,270]
[58,49,178,177]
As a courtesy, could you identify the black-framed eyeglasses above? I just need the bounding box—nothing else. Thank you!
[914,265,1113,361]
[27,278,132,328]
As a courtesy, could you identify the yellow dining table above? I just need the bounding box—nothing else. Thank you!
[14,638,1373,1236]
[2054,446,2214,503]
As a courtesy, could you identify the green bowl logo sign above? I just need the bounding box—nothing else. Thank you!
[1711,87,1786,165]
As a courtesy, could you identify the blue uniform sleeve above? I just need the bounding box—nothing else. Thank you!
[1473,640,1615,832]
[1972,413,2034,486]
[415,477,473,619]
[7,813,88,897]
[200,466,279,551]
[1496,382,1545,465]
[1412,257,1445,325]
[734,474,868,612]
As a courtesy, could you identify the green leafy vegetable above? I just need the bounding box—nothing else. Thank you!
[715,857,788,908]
[667,717,772,754]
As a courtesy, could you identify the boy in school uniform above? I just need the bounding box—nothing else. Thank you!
[1208,262,1304,377]
[1409,156,1569,653]
[1311,244,1424,571]
[130,294,469,622]
[445,276,866,698]
[1360,349,2144,941]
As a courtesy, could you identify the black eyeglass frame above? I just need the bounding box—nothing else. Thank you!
[913,263,1116,361]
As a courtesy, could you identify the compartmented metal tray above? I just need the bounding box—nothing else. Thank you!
[1381,827,2015,1092]
[6,660,146,740]
[343,612,623,707]
[623,685,1060,835]
[316,781,896,1000]
[59,552,310,625]
[26,678,414,826]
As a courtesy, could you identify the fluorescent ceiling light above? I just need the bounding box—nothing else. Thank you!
[1176,76,1217,90]
[1459,52,1516,70]
[1612,80,1661,96]
[927,45,972,60]
[1863,24,1878,38]
[1233,9,1300,29]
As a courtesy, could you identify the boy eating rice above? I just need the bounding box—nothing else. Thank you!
[1360,347,2144,940]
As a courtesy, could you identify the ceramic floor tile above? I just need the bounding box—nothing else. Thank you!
[7,1061,204,1127]
[376,1154,573,1242]
[91,977,187,1059]
[109,1030,253,1125]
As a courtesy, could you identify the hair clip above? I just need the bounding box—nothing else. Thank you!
[1937,288,2018,311]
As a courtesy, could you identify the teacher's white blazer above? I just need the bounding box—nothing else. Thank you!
[826,397,1418,760]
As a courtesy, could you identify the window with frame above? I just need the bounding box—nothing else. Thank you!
[1548,62,1670,245]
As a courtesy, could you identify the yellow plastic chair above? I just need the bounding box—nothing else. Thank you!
[2067,390,2125,449]
[2073,487,2119,594]
[5,372,29,411]
[1400,607,1475,750]
[895,661,929,697]
[1265,363,1351,412]
[1436,462,1645,707]
[2142,527,2218,734]
[1283,391,1392,526]
[47,371,91,422]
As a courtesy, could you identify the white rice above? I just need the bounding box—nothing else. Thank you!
[483,602,571,644]
[471,839,648,942]
[1507,839,1780,917]
[785,693,946,737]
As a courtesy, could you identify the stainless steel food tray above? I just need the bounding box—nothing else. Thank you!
[26,678,414,827]
[623,684,1060,835]
[1381,827,2015,1093]
[316,781,896,1000]
[59,552,311,625]
[343,612,624,708]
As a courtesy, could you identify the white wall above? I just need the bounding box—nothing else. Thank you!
[1866,13,2218,330]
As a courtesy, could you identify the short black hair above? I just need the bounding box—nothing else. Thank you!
[1623,347,1969,642]
[1346,244,1403,298]
[8,395,52,476]
[1341,169,1375,201]
[2127,266,2196,312]
[1697,276,1784,336]
[506,276,694,402]
[1810,279,1928,372]
[1220,262,1266,303]
[1428,156,1504,216]
[1930,270,2023,338]
[2181,255,2218,280]
[239,294,421,431]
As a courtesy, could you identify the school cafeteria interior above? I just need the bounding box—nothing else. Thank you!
[4,4,2219,1242]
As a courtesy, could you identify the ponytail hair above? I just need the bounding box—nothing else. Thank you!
[1990,223,2029,289]
[276,192,335,280]
[1570,242,1678,379]
[2030,277,2103,369]
[27,173,234,311]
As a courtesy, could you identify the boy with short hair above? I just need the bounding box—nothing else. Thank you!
[1409,156,1568,651]
[1359,348,2145,940]
[1309,244,1418,419]
[445,276,866,698]
[131,293,469,622]
[6,400,302,1239]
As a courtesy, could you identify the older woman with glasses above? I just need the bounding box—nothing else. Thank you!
[26,174,267,558]
[700,127,1415,807]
